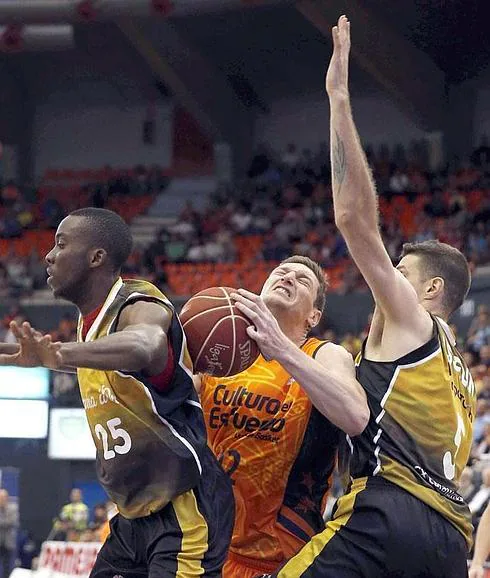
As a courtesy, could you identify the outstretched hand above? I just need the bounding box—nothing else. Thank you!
[326,14,351,100]
[0,321,63,369]
[231,289,288,362]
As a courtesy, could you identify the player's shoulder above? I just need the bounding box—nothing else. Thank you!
[314,341,351,358]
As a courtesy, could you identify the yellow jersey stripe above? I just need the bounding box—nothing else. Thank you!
[277,478,368,577]
[173,490,209,577]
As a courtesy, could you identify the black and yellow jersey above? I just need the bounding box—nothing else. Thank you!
[77,277,207,519]
[350,316,475,547]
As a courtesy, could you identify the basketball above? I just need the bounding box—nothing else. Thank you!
[180,286,260,377]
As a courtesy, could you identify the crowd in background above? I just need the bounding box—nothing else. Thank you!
[141,137,489,294]
[0,138,489,299]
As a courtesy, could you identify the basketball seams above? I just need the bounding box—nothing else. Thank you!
[220,287,236,377]
[194,314,236,373]
[181,304,233,328]
[180,286,259,377]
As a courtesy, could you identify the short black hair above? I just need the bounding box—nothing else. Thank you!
[280,255,328,313]
[69,208,133,272]
[400,240,471,316]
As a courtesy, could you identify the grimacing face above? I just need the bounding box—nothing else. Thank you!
[260,262,321,327]
[45,216,95,302]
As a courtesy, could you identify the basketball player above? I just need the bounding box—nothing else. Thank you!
[253,15,475,577]
[469,501,490,577]
[196,254,370,578]
[0,208,234,577]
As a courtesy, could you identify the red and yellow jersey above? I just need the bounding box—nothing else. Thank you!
[200,338,339,571]
[77,278,209,519]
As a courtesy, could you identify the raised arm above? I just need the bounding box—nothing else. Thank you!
[326,16,429,333]
[0,301,171,375]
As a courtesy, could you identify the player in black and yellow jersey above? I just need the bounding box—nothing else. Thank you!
[0,208,234,577]
[256,15,475,578]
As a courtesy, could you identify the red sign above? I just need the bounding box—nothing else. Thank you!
[38,542,101,578]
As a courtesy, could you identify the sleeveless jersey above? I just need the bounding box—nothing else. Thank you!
[77,278,207,519]
[350,316,476,546]
[200,338,339,568]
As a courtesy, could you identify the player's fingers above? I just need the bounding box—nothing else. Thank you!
[236,288,260,301]
[10,321,26,341]
[231,292,259,311]
[234,290,269,312]
[0,353,17,366]
[234,300,259,321]
[23,323,37,340]
[246,325,259,340]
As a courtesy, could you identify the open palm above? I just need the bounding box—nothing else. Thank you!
[326,15,351,100]
[0,321,62,369]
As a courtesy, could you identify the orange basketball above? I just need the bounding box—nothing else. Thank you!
[179,287,260,377]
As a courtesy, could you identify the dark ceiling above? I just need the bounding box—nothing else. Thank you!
[0,1,489,109]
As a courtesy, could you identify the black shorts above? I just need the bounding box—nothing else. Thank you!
[90,462,234,578]
[260,477,468,578]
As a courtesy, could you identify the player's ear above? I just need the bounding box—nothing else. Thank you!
[89,248,107,269]
[308,308,322,329]
[426,276,444,299]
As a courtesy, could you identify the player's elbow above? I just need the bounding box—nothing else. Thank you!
[335,209,359,232]
[346,404,370,437]
[129,340,154,371]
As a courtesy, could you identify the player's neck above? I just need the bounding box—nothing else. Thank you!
[423,301,448,322]
[74,274,120,316]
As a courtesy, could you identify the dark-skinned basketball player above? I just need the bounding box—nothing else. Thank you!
[253,15,475,578]
[195,254,369,578]
[0,208,234,578]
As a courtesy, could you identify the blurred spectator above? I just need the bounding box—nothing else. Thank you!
[469,467,490,525]
[281,143,300,172]
[52,315,77,343]
[473,400,490,444]
[471,135,490,168]
[467,305,490,356]
[89,503,108,542]
[40,198,64,229]
[0,489,19,578]
[16,530,38,570]
[340,332,362,357]
[229,203,253,235]
[424,189,448,218]
[247,145,272,179]
[475,424,490,461]
[389,167,410,195]
[460,467,478,503]
[54,488,89,539]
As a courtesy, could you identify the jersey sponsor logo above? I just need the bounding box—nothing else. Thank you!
[208,384,291,436]
[82,386,119,411]
[414,465,464,503]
